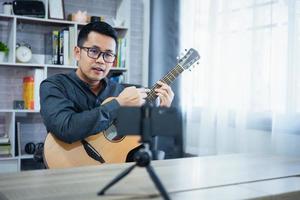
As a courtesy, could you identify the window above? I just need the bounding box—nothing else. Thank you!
[180,0,300,156]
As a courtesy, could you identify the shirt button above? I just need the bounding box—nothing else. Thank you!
[96,99,100,105]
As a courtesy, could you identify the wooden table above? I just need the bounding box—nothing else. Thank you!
[1,154,300,200]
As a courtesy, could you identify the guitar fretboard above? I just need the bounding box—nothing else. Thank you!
[146,64,185,102]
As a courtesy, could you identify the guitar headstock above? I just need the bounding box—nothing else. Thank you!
[178,48,200,70]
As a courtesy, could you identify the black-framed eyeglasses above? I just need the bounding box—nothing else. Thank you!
[80,46,116,63]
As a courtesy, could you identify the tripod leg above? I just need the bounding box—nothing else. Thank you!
[146,165,171,200]
[98,164,136,195]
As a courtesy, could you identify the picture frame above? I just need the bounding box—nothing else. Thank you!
[48,0,65,20]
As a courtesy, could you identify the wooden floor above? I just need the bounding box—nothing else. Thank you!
[1,154,300,199]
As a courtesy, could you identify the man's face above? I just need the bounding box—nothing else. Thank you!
[74,31,116,85]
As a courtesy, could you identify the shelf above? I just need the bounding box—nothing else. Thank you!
[111,67,127,72]
[0,62,45,68]
[20,155,34,159]
[0,0,132,172]
[0,109,39,113]
[109,68,127,75]
[0,14,14,20]
[46,64,77,69]
[17,16,76,25]
[0,14,128,30]
[0,62,128,73]
[0,155,34,160]
[0,62,76,69]
[0,156,17,161]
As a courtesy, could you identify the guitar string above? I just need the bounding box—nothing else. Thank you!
[146,64,185,102]
[145,49,198,101]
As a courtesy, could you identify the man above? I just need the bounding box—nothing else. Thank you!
[40,21,174,146]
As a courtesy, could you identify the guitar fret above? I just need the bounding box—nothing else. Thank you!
[147,92,157,102]
[145,49,200,103]
[168,73,175,80]
[146,65,183,103]
[173,67,180,75]
[174,65,184,74]
[146,84,158,102]
[169,71,176,79]
[162,76,172,85]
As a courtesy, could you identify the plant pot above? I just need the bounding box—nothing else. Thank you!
[0,52,5,62]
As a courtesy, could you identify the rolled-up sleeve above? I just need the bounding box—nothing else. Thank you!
[40,80,120,143]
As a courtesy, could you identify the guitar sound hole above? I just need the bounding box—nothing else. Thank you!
[104,125,124,142]
[111,135,124,141]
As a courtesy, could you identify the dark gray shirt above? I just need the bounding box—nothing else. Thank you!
[40,70,124,143]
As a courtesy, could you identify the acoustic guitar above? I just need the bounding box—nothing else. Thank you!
[43,48,200,169]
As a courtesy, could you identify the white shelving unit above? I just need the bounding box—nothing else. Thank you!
[0,0,131,172]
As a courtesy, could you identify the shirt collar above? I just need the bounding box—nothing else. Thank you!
[69,69,108,92]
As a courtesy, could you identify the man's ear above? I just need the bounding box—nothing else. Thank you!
[74,46,81,61]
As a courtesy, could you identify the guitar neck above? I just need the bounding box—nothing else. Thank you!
[146,64,185,102]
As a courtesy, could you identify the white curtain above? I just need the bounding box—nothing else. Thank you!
[180,0,300,156]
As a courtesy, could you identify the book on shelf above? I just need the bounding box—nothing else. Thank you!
[59,29,70,65]
[113,38,126,68]
[33,69,44,111]
[58,29,64,65]
[68,26,76,66]
[0,143,11,156]
[15,122,20,156]
[0,136,9,144]
[53,30,59,65]
[119,38,126,68]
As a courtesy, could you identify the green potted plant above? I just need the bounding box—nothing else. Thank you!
[0,41,9,62]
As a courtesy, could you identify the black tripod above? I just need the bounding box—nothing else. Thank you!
[97,103,171,200]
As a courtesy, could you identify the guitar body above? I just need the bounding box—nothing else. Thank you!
[43,132,140,169]
[43,97,141,169]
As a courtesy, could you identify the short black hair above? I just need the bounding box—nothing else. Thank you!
[77,21,118,48]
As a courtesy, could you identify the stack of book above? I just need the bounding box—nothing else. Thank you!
[46,27,76,66]
[0,135,11,157]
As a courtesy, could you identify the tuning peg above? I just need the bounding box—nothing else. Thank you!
[197,62,199,65]
[185,49,187,51]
